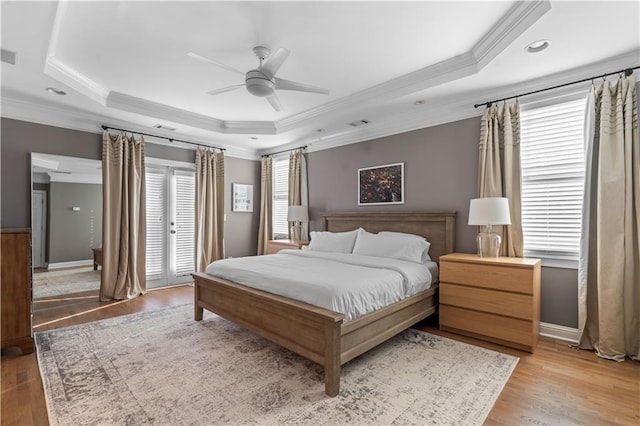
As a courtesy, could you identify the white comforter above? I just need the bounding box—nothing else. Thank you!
[204,250,435,320]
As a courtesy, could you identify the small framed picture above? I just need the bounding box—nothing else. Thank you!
[358,162,404,205]
[232,184,253,212]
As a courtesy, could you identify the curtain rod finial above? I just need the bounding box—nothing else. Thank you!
[624,68,634,77]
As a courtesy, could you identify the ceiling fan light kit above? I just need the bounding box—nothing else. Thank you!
[190,45,329,111]
[246,70,276,97]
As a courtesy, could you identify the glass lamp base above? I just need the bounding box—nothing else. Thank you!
[476,229,501,258]
[290,224,302,241]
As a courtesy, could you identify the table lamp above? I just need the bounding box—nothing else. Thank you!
[287,205,309,241]
[468,197,511,258]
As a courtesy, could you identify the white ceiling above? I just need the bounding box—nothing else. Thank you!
[2,1,639,159]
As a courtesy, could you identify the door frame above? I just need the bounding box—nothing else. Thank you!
[32,189,47,268]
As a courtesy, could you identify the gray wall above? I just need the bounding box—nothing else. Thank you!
[306,117,578,328]
[0,118,261,258]
[224,156,261,257]
[49,182,102,263]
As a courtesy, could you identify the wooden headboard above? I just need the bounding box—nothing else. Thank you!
[321,211,456,263]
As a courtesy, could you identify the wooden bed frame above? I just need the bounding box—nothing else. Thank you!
[193,210,456,396]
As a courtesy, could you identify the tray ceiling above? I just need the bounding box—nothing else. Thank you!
[2,1,639,158]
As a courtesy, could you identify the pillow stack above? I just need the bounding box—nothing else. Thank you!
[307,228,431,264]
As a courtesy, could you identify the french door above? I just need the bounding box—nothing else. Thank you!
[146,166,195,289]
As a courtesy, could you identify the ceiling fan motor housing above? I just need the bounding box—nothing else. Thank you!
[245,70,274,97]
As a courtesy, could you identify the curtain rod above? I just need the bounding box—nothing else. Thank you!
[261,145,307,158]
[473,66,639,109]
[101,125,226,151]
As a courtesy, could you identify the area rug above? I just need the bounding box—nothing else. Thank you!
[33,267,100,298]
[36,304,518,425]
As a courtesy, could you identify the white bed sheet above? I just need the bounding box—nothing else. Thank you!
[205,250,436,320]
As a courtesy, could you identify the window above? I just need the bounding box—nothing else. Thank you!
[520,96,587,266]
[272,157,289,238]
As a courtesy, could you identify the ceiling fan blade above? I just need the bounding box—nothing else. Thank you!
[206,84,244,96]
[274,77,330,95]
[187,52,245,76]
[266,93,282,112]
[260,47,290,79]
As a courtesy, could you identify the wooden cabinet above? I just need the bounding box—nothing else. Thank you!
[438,252,541,353]
[266,239,309,254]
[1,229,34,354]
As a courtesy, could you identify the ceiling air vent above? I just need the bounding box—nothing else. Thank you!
[1,48,17,65]
[153,124,176,131]
[348,119,370,127]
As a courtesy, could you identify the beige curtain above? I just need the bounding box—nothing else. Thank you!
[257,157,273,255]
[578,75,639,361]
[288,149,309,240]
[195,149,225,272]
[477,102,524,257]
[100,132,146,301]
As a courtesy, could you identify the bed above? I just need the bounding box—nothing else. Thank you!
[192,210,456,396]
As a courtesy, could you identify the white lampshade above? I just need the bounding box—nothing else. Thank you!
[287,205,309,222]
[468,197,511,226]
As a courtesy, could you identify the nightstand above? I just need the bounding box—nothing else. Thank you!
[438,252,541,353]
[266,239,309,254]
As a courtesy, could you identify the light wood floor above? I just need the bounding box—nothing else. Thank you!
[2,285,638,425]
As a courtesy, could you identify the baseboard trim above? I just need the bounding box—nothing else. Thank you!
[539,322,579,344]
[47,259,93,270]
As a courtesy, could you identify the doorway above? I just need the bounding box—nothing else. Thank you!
[146,165,196,289]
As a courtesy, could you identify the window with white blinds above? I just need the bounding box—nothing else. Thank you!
[146,169,166,281]
[272,157,289,238]
[174,171,195,276]
[520,97,587,264]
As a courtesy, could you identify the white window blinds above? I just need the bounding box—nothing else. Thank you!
[520,97,586,263]
[174,170,195,276]
[272,157,289,238]
[146,169,166,280]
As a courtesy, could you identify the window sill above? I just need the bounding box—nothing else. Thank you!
[537,257,578,270]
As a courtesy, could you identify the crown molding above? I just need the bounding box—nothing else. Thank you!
[276,0,550,133]
[41,0,548,138]
[44,1,108,105]
[1,94,260,161]
[472,0,551,69]
[44,57,109,105]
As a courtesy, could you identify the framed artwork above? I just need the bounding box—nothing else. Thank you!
[358,162,405,205]
[232,183,253,212]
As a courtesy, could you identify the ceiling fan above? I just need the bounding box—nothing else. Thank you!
[188,46,330,112]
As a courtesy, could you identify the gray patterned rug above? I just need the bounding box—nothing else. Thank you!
[36,304,518,425]
[33,267,100,299]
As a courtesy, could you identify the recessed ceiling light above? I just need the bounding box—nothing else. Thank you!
[153,124,176,131]
[526,40,550,53]
[46,87,67,96]
[414,100,426,105]
[46,87,66,95]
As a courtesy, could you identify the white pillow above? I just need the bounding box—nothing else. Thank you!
[308,229,360,253]
[378,231,431,261]
[352,229,429,264]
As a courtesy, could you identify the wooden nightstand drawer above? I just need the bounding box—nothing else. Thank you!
[440,283,534,320]
[440,260,534,294]
[440,305,535,348]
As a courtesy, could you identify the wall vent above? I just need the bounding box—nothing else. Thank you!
[348,119,370,127]
[1,49,17,65]
[153,124,176,131]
